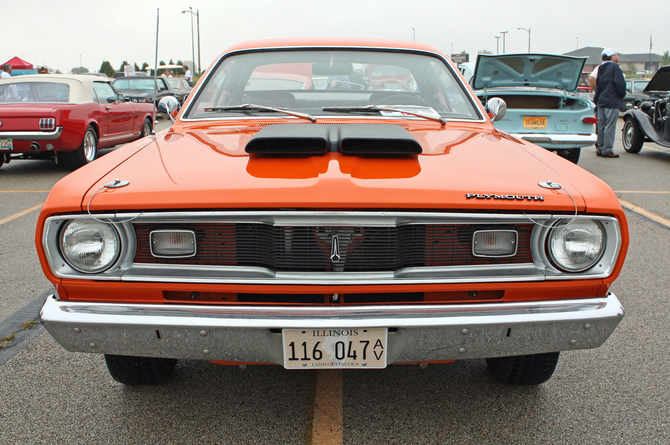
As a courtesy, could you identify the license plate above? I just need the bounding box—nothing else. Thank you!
[523,116,547,129]
[283,327,387,369]
[0,138,12,151]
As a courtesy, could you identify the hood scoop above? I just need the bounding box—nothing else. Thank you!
[245,124,422,156]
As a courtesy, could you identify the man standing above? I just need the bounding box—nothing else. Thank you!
[184,65,193,86]
[593,48,626,158]
[1,64,12,78]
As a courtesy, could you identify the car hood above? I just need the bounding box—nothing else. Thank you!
[472,54,586,91]
[644,66,670,92]
[44,123,621,217]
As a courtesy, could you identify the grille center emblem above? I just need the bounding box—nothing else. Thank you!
[330,235,341,263]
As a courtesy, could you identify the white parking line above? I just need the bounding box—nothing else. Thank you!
[0,203,43,226]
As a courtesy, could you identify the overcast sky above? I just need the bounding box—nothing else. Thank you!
[3,0,668,73]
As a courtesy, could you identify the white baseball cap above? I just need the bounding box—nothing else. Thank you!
[602,48,618,57]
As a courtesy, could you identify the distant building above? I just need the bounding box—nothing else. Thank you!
[564,47,661,74]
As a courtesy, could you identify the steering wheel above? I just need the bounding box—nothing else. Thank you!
[372,94,432,107]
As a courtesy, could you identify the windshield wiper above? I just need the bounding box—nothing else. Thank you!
[322,105,446,126]
[205,103,316,122]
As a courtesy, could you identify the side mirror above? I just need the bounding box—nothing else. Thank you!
[485,97,506,122]
[107,96,117,104]
[158,96,180,122]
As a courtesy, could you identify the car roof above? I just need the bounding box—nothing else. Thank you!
[221,38,445,56]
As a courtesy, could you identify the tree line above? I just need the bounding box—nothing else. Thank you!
[96,60,188,77]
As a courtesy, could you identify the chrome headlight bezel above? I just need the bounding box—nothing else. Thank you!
[546,219,606,273]
[532,216,621,277]
[58,218,121,273]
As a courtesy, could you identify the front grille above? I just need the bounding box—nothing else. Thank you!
[134,222,533,271]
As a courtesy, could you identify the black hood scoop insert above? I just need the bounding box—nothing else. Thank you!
[245,124,422,156]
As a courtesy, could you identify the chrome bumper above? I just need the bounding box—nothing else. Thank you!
[511,133,597,148]
[40,293,624,365]
[0,127,63,140]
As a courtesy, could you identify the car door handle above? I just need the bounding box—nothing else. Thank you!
[106,106,112,110]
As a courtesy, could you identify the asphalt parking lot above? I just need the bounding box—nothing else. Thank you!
[1,119,669,444]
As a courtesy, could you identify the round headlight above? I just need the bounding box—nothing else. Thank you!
[547,219,605,273]
[59,219,120,273]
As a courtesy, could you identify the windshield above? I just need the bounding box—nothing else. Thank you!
[113,78,156,91]
[0,81,70,103]
[185,49,481,120]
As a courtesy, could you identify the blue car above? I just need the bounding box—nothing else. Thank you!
[467,54,596,163]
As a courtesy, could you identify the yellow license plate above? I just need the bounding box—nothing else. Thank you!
[283,327,387,369]
[523,116,547,129]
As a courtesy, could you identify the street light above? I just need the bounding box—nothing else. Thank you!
[495,36,501,54]
[181,7,200,74]
[518,27,531,52]
[500,31,508,54]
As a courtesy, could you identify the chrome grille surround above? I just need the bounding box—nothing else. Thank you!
[42,211,622,285]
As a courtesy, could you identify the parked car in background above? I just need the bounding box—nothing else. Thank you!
[112,76,177,105]
[470,54,596,163]
[576,72,594,101]
[37,39,627,388]
[0,74,155,169]
[621,78,651,113]
[165,77,193,103]
[622,66,670,153]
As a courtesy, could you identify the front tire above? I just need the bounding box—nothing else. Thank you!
[140,117,153,138]
[486,352,560,385]
[622,118,644,153]
[63,126,98,169]
[105,354,177,385]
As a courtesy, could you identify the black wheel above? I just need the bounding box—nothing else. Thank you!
[63,126,98,169]
[486,352,560,385]
[622,118,644,153]
[140,117,153,138]
[557,147,581,164]
[105,354,177,385]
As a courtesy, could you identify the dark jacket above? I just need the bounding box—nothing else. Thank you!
[594,62,626,109]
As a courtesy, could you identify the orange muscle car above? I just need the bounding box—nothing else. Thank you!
[37,39,627,386]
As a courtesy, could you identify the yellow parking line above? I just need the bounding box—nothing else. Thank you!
[0,203,43,226]
[618,198,670,229]
[310,370,343,445]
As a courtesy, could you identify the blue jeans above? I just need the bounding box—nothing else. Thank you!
[596,107,619,155]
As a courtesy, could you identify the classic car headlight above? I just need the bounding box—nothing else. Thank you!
[59,219,120,273]
[547,219,605,273]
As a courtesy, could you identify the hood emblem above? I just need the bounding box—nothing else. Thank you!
[466,193,544,201]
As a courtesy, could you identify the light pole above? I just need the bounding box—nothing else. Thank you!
[412,28,415,41]
[181,7,196,74]
[518,27,530,52]
[495,36,501,54]
[500,31,508,54]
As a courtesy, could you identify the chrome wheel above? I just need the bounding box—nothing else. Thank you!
[141,118,152,138]
[83,128,97,162]
[622,119,643,153]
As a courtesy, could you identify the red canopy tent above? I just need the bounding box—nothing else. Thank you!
[2,56,33,69]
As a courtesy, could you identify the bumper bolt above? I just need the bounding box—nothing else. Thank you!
[73,328,81,334]
[199,330,207,337]
[569,339,578,346]
[458,348,466,353]
[203,349,210,355]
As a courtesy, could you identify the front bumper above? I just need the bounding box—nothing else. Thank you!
[40,293,624,365]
